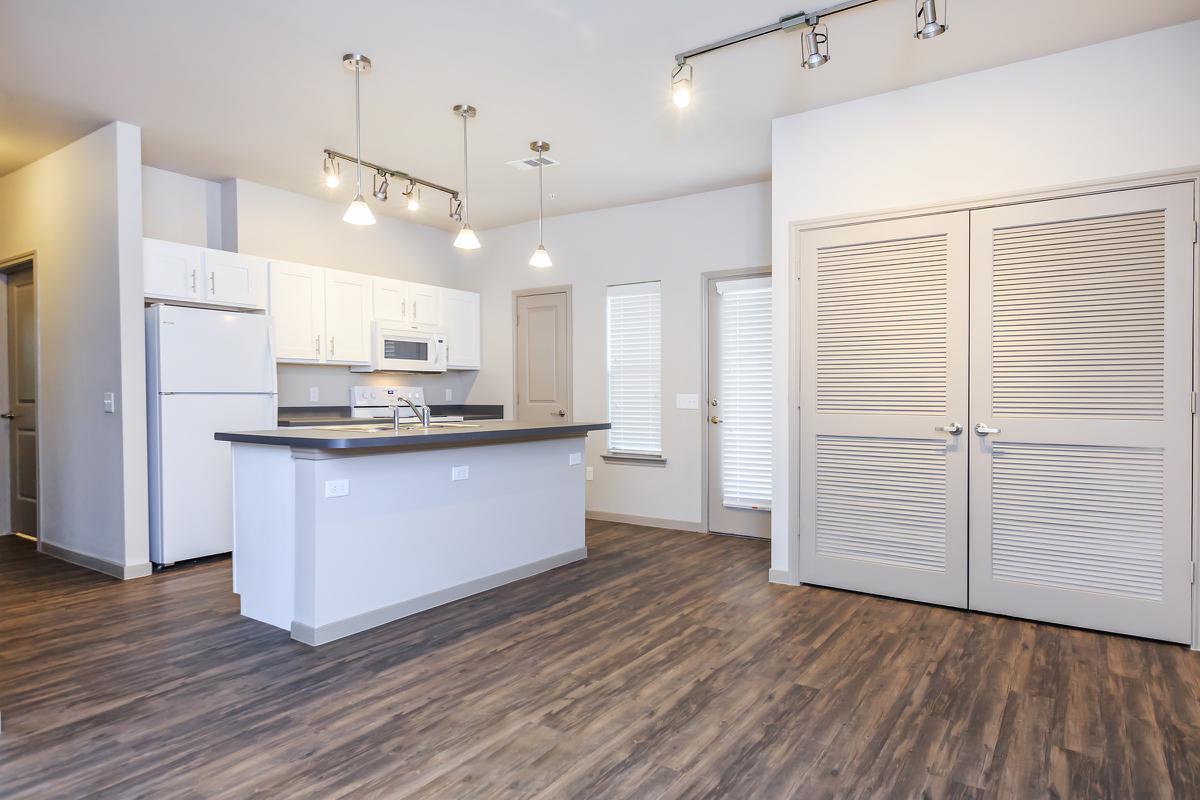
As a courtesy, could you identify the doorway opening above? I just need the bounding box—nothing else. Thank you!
[704,269,772,539]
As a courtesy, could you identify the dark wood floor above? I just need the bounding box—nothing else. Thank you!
[1,523,1199,799]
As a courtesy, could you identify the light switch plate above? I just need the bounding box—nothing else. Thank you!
[103,392,116,414]
[586,466,594,481]
[675,393,699,410]
[569,452,583,466]
[445,388,453,401]
[324,479,350,498]
[452,465,469,481]
[309,387,320,402]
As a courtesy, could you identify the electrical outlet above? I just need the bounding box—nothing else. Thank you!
[451,465,469,481]
[675,393,699,409]
[569,452,583,466]
[324,479,350,498]
[586,466,594,481]
[309,387,320,402]
[445,388,453,401]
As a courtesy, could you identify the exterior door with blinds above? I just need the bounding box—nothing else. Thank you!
[799,212,970,607]
[968,184,1195,643]
[708,275,772,538]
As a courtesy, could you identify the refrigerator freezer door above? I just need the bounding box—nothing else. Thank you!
[153,304,275,394]
[151,392,277,564]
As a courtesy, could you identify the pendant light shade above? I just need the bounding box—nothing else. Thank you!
[454,224,481,250]
[343,53,376,226]
[527,140,552,268]
[344,194,376,225]
[452,105,480,250]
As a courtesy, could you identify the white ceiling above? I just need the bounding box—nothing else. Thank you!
[2,0,1198,230]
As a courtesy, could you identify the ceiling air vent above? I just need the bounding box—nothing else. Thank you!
[506,156,560,171]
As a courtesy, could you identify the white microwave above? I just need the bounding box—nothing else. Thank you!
[351,320,446,373]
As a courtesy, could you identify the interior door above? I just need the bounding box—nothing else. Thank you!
[799,212,970,607]
[707,274,772,539]
[515,290,570,421]
[269,260,325,362]
[6,266,36,537]
[968,184,1195,643]
[324,269,371,364]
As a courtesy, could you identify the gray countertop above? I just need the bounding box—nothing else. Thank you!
[214,419,611,451]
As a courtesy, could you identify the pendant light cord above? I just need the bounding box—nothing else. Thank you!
[461,113,469,224]
[537,153,544,244]
[354,64,363,194]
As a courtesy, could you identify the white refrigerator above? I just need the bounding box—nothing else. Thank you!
[146,304,277,565]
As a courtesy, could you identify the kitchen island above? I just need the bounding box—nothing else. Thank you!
[215,419,609,645]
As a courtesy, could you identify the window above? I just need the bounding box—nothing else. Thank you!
[717,277,772,509]
[606,281,662,457]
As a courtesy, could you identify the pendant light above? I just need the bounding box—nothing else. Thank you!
[528,141,552,268]
[452,104,481,249]
[342,53,376,226]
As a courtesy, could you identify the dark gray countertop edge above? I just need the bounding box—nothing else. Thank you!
[215,422,611,450]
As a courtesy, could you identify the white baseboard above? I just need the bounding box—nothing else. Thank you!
[768,568,801,586]
[39,541,153,580]
[291,546,588,646]
[586,510,705,533]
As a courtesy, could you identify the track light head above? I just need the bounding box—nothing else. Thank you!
[671,62,693,108]
[800,24,830,70]
[323,156,340,188]
[405,181,421,211]
[915,0,948,39]
[373,171,389,201]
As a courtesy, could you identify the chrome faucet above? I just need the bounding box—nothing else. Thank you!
[391,395,431,431]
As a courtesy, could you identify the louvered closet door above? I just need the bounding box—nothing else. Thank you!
[799,212,970,606]
[968,184,1194,643]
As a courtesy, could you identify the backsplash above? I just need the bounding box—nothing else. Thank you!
[276,364,479,408]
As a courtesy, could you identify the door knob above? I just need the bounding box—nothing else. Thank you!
[710,415,722,424]
[974,423,1001,436]
[556,410,566,417]
[0,413,14,419]
[936,422,963,435]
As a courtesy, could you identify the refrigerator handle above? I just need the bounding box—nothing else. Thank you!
[266,319,278,397]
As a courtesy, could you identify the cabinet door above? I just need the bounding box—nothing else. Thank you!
[144,238,202,302]
[373,277,411,323]
[442,288,481,370]
[269,260,326,362]
[324,269,372,364]
[409,282,442,329]
[204,250,268,309]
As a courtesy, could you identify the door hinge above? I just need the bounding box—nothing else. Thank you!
[1192,391,1197,414]
[1192,561,1196,585]
[1194,220,1199,243]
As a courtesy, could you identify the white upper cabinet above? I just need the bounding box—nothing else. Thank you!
[143,238,267,310]
[323,269,372,365]
[442,288,481,370]
[145,238,203,303]
[371,278,442,330]
[203,250,268,309]
[269,260,326,363]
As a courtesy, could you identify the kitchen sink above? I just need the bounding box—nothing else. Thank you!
[322,422,481,433]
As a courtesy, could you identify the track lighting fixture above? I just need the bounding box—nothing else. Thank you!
[404,181,420,211]
[528,141,552,269]
[914,0,947,39]
[342,53,376,226]
[323,155,340,188]
[373,171,389,202]
[671,62,693,108]
[452,104,481,250]
[800,23,830,70]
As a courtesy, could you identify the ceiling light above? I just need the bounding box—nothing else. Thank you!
[800,23,830,70]
[323,155,340,188]
[528,141,553,269]
[342,52,376,226]
[671,62,693,108]
[373,171,389,202]
[404,181,421,211]
[914,0,947,39]
[452,104,480,250]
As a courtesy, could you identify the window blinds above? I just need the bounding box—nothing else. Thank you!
[717,277,772,509]
[606,281,662,455]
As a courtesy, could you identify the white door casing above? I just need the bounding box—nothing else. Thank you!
[968,184,1195,643]
[799,211,971,607]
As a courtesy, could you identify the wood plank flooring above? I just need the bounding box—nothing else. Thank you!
[2,522,1199,798]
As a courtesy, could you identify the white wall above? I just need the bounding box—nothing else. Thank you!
[770,21,1200,576]
[0,122,149,574]
[468,182,771,526]
[142,173,479,406]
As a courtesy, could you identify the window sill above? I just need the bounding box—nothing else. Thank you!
[602,452,668,467]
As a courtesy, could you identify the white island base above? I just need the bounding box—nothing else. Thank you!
[228,435,589,645]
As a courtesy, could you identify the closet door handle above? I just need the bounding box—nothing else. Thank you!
[936,423,962,435]
[974,423,1001,436]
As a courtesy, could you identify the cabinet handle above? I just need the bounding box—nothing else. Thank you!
[190,269,197,294]
[209,272,216,294]
[401,298,407,318]
[329,336,335,357]
[315,335,320,356]
[413,301,418,319]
